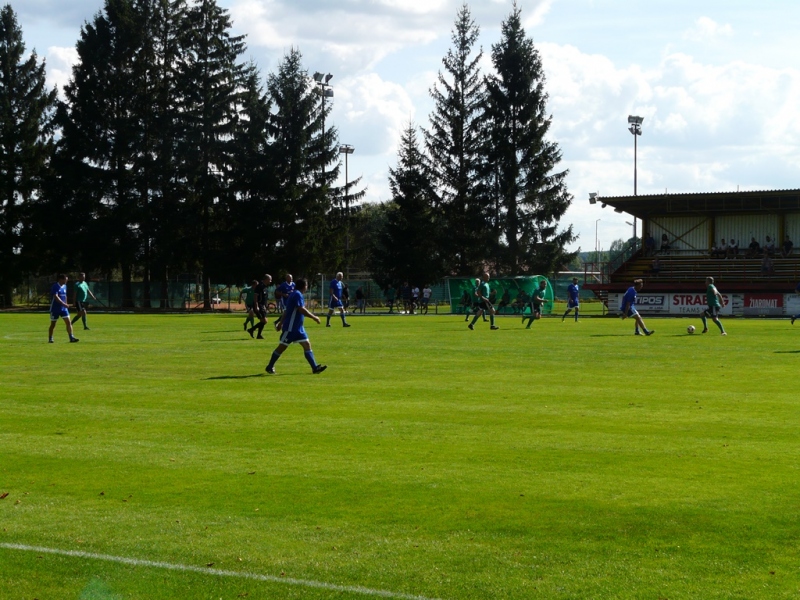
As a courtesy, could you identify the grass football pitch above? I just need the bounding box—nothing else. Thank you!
[1,312,799,599]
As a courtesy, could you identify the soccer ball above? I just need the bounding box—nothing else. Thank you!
[687,325,696,334]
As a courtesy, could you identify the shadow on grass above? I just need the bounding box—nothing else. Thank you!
[589,334,634,337]
[774,350,800,354]
[205,373,266,380]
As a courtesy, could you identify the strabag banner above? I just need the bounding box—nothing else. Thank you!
[608,293,738,315]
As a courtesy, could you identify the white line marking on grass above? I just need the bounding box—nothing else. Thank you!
[0,543,442,600]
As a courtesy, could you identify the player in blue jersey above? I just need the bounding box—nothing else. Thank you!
[277,274,295,313]
[562,277,580,322]
[266,279,327,374]
[791,282,800,325]
[48,274,79,343]
[326,272,351,327]
[620,278,654,336]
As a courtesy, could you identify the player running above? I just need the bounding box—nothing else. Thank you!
[71,272,98,330]
[326,272,350,327]
[468,272,498,330]
[525,280,548,328]
[620,278,654,336]
[701,277,727,335]
[266,278,327,375]
[277,274,295,314]
[562,277,580,322]
[240,280,257,331]
[248,274,272,339]
[48,274,79,344]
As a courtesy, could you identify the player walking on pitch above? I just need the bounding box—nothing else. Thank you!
[701,277,727,335]
[525,280,548,328]
[620,279,654,336]
[240,280,257,331]
[266,278,327,374]
[248,274,272,339]
[71,272,97,330]
[791,281,800,325]
[49,274,79,343]
[562,277,580,322]
[326,272,351,327]
[468,272,498,330]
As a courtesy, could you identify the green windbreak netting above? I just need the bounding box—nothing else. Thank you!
[447,276,554,315]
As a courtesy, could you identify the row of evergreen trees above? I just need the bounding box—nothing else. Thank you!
[371,4,576,287]
[1,1,575,307]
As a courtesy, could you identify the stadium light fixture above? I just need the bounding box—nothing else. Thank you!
[339,144,355,279]
[589,192,598,205]
[627,115,643,241]
[313,71,334,178]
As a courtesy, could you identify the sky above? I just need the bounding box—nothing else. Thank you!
[14,0,800,253]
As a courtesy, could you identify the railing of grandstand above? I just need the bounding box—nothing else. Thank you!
[604,238,641,279]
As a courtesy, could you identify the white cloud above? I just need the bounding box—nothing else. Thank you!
[684,16,733,42]
[45,46,79,96]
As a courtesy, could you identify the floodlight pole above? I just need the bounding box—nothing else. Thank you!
[340,144,354,279]
[313,72,334,179]
[628,115,643,240]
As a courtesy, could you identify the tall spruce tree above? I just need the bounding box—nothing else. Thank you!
[483,3,576,274]
[56,0,148,305]
[424,3,489,275]
[0,5,57,304]
[178,0,247,307]
[266,48,356,275]
[371,123,444,286]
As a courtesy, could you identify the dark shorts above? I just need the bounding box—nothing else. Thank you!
[623,307,639,318]
[478,299,492,312]
[704,305,720,318]
[530,303,542,315]
[329,299,343,310]
[568,299,579,309]
[255,306,267,320]
[245,302,254,311]
[75,300,87,312]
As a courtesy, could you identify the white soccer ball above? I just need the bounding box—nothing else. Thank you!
[687,325,696,334]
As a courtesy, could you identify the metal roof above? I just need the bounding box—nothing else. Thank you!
[594,188,800,218]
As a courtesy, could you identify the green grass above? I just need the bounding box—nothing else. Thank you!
[1,312,800,599]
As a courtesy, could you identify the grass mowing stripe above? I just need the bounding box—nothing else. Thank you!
[0,543,442,600]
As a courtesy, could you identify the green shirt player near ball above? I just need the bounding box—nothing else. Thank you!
[701,277,727,335]
[468,272,498,331]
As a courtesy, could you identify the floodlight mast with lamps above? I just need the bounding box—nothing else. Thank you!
[313,72,334,178]
[627,115,643,240]
[339,144,354,279]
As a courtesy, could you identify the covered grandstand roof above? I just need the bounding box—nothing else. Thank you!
[594,188,800,218]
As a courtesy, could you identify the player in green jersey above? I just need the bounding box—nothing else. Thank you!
[701,277,727,335]
[468,272,498,330]
[71,272,98,330]
[525,280,548,328]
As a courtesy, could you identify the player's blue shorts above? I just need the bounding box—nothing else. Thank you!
[279,328,309,345]
[329,299,343,310]
[50,306,69,321]
[568,299,579,309]
[623,307,639,318]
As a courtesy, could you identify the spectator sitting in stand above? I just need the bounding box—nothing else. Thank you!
[745,237,761,258]
[648,256,662,275]
[726,238,739,259]
[711,239,727,258]
[644,233,656,256]
[659,234,672,254]
[764,235,776,256]
[782,235,794,257]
